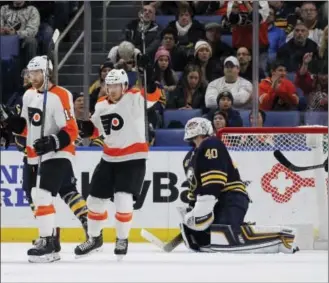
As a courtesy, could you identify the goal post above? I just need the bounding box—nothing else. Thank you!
[217,126,328,250]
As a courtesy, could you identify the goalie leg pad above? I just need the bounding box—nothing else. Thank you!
[210,224,297,254]
[180,223,211,252]
[87,195,109,237]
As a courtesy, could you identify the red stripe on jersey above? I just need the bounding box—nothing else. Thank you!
[103,142,148,157]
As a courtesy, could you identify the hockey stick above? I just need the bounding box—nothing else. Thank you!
[35,29,60,187]
[274,150,328,172]
[141,229,183,252]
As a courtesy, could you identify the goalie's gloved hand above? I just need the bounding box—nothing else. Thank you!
[33,135,58,156]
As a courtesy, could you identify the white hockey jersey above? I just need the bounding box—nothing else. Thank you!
[20,85,78,165]
[91,87,161,162]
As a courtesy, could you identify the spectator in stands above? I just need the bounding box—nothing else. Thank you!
[267,7,287,63]
[147,1,209,16]
[221,1,269,71]
[108,41,141,71]
[268,1,297,35]
[74,93,104,147]
[295,53,328,111]
[165,3,205,50]
[286,2,326,46]
[212,111,229,131]
[236,47,266,82]
[167,64,207,112]
[205,56,252,110]
[5,68,31,115]
[259,61,299,111]
[148,27,188,72]
[249,109,266,127]
[206,90,243,127]
[89,61,114,113]
[154,47,177,93]
[124,4,160,51]
[319,26,328,61]
[277,22,319,72]
[189,40,222,85]
[204,22,235,63]
[0,1,40,68]
[31,1,54,55]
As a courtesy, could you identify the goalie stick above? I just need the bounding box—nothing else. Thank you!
[274,150,328,172]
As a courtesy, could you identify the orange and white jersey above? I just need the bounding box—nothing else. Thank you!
[21,85,78,165]
[91,87,161,162]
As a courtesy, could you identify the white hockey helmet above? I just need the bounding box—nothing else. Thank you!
[105,69,129,92]
[27,55,53,72]
[184,117,214,141]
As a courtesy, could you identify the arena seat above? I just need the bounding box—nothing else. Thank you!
[154,129,187,146]
[221,35,233,47]
[0,35,20,60]
[163,109,202,128]
[304,111,328,126]
[127,71,138,88]
[239,111,301,127]
[286,72,295,82]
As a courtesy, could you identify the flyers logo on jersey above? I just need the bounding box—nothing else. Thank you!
[100,113,124,135]
[28,107,43,127]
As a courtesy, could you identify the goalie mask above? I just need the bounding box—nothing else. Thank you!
[27,55,53,90]
[184,117,214,141]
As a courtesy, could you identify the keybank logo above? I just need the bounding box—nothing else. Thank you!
[1,165,30,207]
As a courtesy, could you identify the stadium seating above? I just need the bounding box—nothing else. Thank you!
[0,35,20,60]
[163,109,202,128]
[220,34,233,47]
[154,129,187,146]
[304,111,328,126]
[155,15,222,28]
[240,111,301,127]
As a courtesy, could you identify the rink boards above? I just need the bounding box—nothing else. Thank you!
[1,147,327,242]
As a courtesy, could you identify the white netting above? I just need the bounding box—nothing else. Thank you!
[221,127,328,205]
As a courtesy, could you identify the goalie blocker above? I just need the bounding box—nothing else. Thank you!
[179,118,298,254]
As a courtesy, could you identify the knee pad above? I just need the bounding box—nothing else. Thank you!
[114,192,133,213]
[31,187,53,206]
[87,195,108,214]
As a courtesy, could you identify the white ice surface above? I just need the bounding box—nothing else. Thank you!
[1,243,327,282]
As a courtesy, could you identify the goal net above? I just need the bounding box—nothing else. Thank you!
[217,126,328,250]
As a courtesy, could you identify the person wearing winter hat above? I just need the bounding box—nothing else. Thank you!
[154,47,177,97]
[206,90,243,127]
[89,61,114,94]
[190,40,222,84]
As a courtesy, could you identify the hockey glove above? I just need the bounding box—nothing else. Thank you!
[0,122,12,149]
[33,135,58,156]
[77,120,95,138]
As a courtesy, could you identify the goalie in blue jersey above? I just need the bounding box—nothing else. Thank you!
[180,118,299,254]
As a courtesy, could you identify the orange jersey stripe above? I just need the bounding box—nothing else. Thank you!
[103,142,148,157]
[26,145,38,158]
[115,212,133,222]
[129,87,161,102]
[35,204,56,217]
[51,86,79,154]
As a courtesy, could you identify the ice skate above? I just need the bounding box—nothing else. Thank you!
[114,238,128,261]
[74,234,103,258]
[31,228,61,261]
[27,236,58,263]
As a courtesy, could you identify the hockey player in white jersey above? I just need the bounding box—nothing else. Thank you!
[2,56,79,262]
[74,58,161,260]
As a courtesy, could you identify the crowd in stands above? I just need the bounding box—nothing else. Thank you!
[1,1,328,147]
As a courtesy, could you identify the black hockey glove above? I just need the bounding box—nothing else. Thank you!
[33,135,58,156]
[77,120,95,138]
[0,121,12,149]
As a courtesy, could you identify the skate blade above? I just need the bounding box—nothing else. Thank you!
[75,247,103,259]
[28,252,60,263]
[115,254,125,262]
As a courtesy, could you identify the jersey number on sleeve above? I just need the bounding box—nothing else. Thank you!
[64,109,74,121]
[204,148,218,159]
